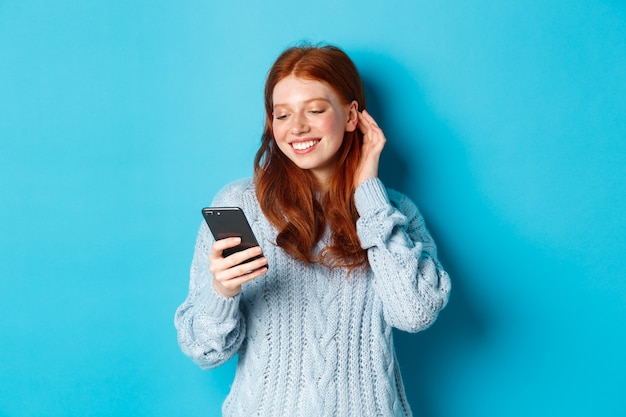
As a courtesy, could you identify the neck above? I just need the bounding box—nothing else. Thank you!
[310,173,330,194]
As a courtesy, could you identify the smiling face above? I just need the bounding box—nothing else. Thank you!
[271,75,358,184]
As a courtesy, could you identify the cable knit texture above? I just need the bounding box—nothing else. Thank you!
[174,177,451,417]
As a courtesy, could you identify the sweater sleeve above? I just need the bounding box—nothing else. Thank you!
[173,180,252,369]
[355,178,451,333]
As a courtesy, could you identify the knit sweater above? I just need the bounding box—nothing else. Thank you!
[174,177,451,417]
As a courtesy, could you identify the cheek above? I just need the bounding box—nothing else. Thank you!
[271,123,291,154]
[271,122,286,140]
[319,114,345,136]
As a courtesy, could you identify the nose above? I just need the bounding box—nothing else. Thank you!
[290,112,310,135]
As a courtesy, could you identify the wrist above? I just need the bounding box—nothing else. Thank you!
[354,178,389,215]
[213,279,241,298]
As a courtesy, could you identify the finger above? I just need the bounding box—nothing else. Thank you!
[213,265,268,297]
[233,259,268,281]
[210,239,263,266]
[221,257,268,286]
[224,265,268,288]
[211,252,266,286]
[224,246,264,267]
[233,254,268,276]
[211,237,242,256]
[359,110,380,127]
[358,111,382,136]
[239,266,268,283]
[357,117,372,136]
[211,246,265,279]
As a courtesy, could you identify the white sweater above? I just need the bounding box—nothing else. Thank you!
[174,177,451,416]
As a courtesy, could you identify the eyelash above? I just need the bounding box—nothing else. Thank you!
[274,109,325,120]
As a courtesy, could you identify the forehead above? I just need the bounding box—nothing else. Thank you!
[272,75,340,106]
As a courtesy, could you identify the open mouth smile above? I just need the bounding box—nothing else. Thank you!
[291,139,320,151]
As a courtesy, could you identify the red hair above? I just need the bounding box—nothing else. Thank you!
[254,44,368,271]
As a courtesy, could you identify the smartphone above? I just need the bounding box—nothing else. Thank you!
[201,207,266,265]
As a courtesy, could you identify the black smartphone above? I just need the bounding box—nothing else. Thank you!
[201,207,266,265]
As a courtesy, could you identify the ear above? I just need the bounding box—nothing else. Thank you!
[345,100,359,132]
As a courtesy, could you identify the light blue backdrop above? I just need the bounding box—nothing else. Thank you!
[1,1,624,416]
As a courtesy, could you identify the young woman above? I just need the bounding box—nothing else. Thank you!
[174,44,451,417]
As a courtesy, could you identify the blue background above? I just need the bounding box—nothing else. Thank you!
[1,1,624,416]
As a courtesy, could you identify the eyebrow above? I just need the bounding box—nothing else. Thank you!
[272,97,331,109]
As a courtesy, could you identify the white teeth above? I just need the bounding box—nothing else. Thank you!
[292,140,318,151]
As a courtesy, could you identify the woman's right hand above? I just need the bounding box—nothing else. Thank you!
[355,110,387,187]
[209,237,268,298]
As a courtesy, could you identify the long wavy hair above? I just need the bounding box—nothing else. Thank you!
[254,44,369,272]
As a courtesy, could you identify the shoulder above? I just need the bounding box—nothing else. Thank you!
[211,178,255,204]
[211,178,262,222]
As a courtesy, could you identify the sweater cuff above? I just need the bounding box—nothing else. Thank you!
[354,178,390,215]
[198,282,241,321]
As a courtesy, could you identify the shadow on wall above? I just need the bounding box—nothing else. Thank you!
[357,51,491,417]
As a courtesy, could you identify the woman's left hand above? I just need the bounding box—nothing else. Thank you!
[355,110,386,186]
